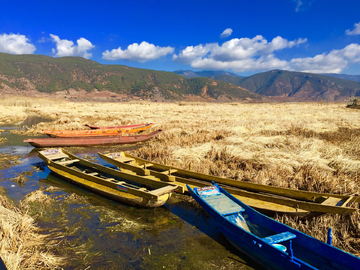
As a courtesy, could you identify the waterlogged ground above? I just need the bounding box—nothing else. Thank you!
[0,120,262,269]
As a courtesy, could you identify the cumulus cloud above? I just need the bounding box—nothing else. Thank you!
[220,28,233,38]
[346,22,360,35]
[290,43,360,73]
[102,41,174,62]
[0,33,36,54]
[293,0,313,12]
[173,35,307,72]
[50,34,95,58]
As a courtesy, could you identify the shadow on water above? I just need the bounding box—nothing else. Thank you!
[0,130,264,269]
[166,196,266,270]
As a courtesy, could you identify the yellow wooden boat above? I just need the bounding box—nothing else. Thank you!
[98,151,359,216]
[38,148,183,208]
[0,129,4,134]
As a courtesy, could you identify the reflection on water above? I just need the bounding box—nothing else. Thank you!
[0,139,262,269]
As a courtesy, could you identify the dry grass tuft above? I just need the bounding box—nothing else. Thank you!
[0,193,64,270]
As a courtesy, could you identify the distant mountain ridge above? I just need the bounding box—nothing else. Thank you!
[0,53,263,102]
[234,70,360,101]
[323,73,360,82]
[174,70,242,78]
[174,69,360,101]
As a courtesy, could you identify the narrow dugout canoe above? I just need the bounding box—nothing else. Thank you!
[24,129,163,148]
[84,123,152,130]
[38,148,182,207]
[188,183,360,270]
[98,151,359,216]
[40,123,154,137]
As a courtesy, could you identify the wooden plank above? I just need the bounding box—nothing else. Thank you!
[87,172,99,176]
[149,185,176,196]
[321,197,343,206]
[48,153,69,160]
[159,169,178,174]
[262,232,296,245]
[57,159,80,165]
[115,156,135,163]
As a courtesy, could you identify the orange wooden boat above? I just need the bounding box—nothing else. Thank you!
[40,123,154,138]
[84,123,151,130]
[24,129,163,148]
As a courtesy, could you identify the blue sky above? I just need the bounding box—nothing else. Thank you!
[1,0,360,76]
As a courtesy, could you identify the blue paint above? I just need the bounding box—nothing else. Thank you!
[327,228,333,246]
[188,183,360,270]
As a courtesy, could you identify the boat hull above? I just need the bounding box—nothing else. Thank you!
[24,129,163,148]
[49,165,169,208]
[37,148,180,208]
[187,184,360,270]
[98,151,358,216]
[42,123,154,137]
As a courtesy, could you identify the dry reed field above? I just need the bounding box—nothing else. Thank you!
[1,96,360,266]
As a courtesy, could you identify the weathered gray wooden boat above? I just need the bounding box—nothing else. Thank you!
[98,151,359,216]
[38,148,182,207]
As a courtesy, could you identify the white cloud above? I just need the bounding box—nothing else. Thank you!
[346,22,360,35]
[172,43,217,64]
[102,41,174,62]
[293,0,313,12]
[220,28,233,38]
[289,43,360,73]
[50,34,95,58]
[173,35,307,72]
[294,0,303,12]
[0,33,36,54]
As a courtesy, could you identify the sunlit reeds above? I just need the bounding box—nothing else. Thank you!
[0,195,64,269]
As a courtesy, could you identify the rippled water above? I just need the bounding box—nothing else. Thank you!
[0,117,263,269]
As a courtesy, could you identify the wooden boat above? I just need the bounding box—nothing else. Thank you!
[24,129,163,148]
[0,129,4,134]
[38,148,182,207]
[98,151,359,216]
[187,183,360,270]
[84,123,153,130]
[40,123,154,137]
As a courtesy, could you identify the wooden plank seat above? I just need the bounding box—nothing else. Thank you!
[149,185,176,196]
[262,231,296,245]
[202,193,245,216]
[138,162,153,168]
[321,197,343,206]
[159,169,178,174]
[87,172,99,176]
[48,153,69,160]
[56,159,80,165]
[115,156,135,163]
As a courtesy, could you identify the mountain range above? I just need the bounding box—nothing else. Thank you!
[0,53,262,102]
[177,69,360,102]
[0,52,359,102]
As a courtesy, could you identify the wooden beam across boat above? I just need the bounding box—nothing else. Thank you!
[38,148,182,208]
[98,151,359,216]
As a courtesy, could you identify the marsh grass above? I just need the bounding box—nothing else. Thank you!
[2,97,360,256]
[0,194,64,270]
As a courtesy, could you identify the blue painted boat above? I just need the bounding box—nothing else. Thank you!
[187,183,360,270]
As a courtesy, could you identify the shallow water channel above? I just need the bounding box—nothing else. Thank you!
[0,118,263,270]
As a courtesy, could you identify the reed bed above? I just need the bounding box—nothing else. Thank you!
[0,194,64,269]
[2,97,360,256]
